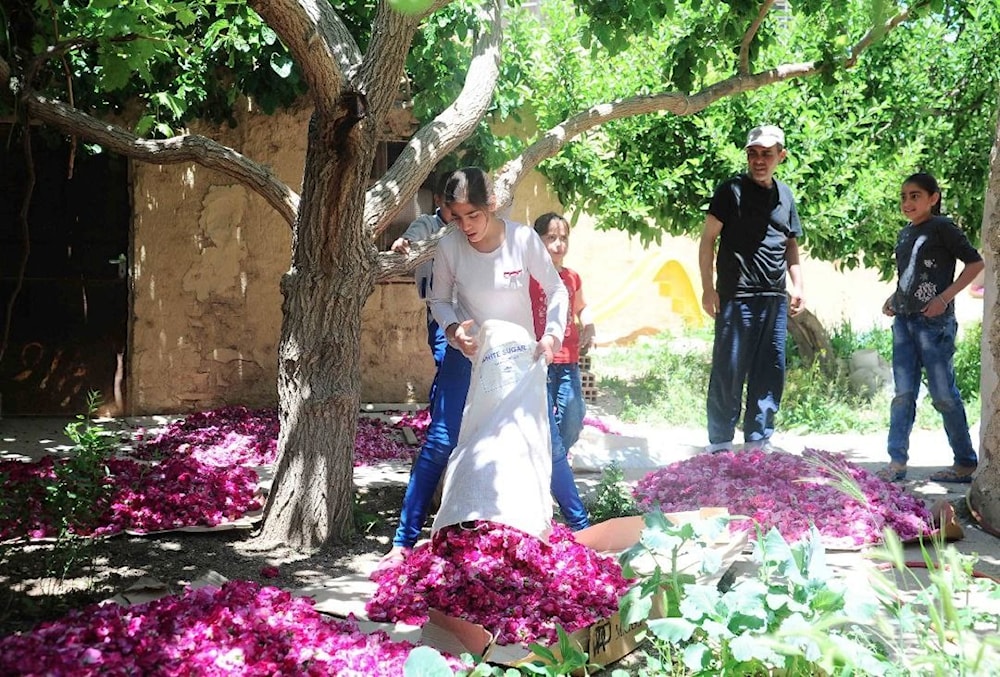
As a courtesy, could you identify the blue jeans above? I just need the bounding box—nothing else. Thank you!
[425,310,447,408]
[706,296,787,450]
[547,363,586,451]
[393,346,589,547]
[887,313,977,468]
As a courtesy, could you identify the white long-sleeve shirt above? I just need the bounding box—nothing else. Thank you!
[430,220,568,342]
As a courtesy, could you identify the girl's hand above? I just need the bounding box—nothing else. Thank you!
[447,320,478,357]
[921,296,948,318]
[535,334,559,364]
[882,296,896,317]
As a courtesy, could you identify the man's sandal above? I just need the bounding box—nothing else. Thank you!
[875,465,907,482]
[929,467,976,484]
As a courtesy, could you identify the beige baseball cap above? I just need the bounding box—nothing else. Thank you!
[745,125,785,148]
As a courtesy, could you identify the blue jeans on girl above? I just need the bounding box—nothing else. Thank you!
[547,363,586,452]
[425,310,447,410]
[706,295,787,451]
[887,312,977,468]
[393,345,589,548]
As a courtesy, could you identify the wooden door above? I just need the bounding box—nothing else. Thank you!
[0,127,130,416]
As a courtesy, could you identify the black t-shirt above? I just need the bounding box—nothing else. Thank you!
[891,215,982,315]
[708,175,802,301]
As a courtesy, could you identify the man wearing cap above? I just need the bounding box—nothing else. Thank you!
[698,124,805,454]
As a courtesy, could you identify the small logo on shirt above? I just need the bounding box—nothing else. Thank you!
[503,269,523,287]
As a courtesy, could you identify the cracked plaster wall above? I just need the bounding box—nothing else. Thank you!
[128,100,435,413]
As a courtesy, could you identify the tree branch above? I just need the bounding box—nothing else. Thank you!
[376,225,452,280]
[495,5,915,207]
[739,0,774,76]
[24,93,300,227]
[357,1,427,127]
[0,124,34,364]
[844,4,917,68]
[249,0,361,118]
[365,0,502,238]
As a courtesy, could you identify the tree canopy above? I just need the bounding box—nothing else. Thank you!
[507,0,999,276]
[7,2,997,271]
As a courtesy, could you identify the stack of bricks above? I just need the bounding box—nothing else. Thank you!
[579,354,597,404]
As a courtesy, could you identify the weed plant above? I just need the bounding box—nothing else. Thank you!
[585,462,640,523]
[0,392,121,626]
[607,512,998,677]
[593,319,981,434]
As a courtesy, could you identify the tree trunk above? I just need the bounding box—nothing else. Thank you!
[256,111,377,549]
[787,307,837,376]
[969,106,1000,535]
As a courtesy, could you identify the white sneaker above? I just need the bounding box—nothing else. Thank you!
[705,441,733,454]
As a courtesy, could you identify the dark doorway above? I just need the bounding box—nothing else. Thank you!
[0,126,130,416]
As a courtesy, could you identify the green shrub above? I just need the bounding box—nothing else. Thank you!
[594,334,710,427]
[0,393,122,629]
[585,462,640,523]
[594,319,981,434]
[615,511,999,676]
[618,514,891,676]
[954,319,982,400]
[781,356,893,434]
[830,321,894,363]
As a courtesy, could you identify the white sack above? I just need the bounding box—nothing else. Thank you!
[431,319,553,540]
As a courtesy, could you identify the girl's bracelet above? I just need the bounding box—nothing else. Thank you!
[936,296,948,309]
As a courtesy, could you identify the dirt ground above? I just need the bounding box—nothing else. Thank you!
[1,402,998,660]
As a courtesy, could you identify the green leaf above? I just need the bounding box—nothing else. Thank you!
[678,584,720,621]
[646,617,696,644]
[269,52,293,78]
[765,591,789,611]
[619,584,653,625]
[728,633,764,662]
[98,52,134,91]
[402,646,455,676]
[175,7,197,27]
[682,642,711,672]
[809,588,845,612]
[152,92,186,119]
[640,528,683,554]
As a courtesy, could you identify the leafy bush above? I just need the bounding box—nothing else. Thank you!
[781,356,893,433]
[594,319,980,435]
[872,530,1000,674]
[830,321,894,363]
[0,393,121,629]
[614,512,999,676]
[593,335,711,427]
[585,462,640,522]
[617,513,890,675]
[954,319,982,400]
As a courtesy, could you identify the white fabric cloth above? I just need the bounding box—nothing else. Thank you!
[429,220,568,341]
[432,320,553,540]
